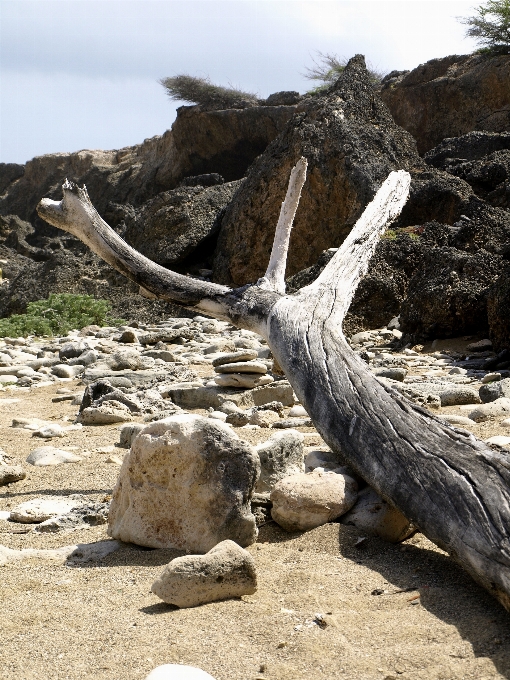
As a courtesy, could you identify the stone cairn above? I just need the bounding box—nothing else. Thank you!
[212,349,274,389]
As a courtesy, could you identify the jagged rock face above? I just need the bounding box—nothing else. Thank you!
[0,248,191,323]
[122,180,243,267]
[380,54,510,154]
[400,247,503,339]
[0,104,297,227]
[425,132,510,210]
[213,54,422,286]
[488,266,510,351]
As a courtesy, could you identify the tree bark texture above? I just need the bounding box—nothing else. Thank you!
[37,166,510,611]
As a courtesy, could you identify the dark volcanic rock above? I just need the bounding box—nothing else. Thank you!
[380,53,510,154]
[488,266,510,351]
[213,54,422,286]
[400,247,503,339]
[425,132,510,210]
[0,163,24,194]
[122,180,243,267]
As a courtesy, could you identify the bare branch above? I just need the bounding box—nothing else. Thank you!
[260,157,308,294]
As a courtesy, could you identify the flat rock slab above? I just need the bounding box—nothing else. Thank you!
[469,398,510,422]
[214,361,267,375]
[0,540,120,566]
[9,495,85,523]
[214,374,273,389]
[80,402,133,425]
[26,446,82,466]
[212,350,258,367]
[151,539,257,608]
[108,414,260,552]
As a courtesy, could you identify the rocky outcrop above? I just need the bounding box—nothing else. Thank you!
[212,54,422,286]
[488,266,510,351]
[122,180,243,267]
[0,104,297,227]
[425,131,510,210]
[380,54,510,154]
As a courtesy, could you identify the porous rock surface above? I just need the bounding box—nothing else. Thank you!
[340,487,414,543]
[380,53,510,153]
[108,414,260,551]
[151,539,257,608]
[270,469,358,532]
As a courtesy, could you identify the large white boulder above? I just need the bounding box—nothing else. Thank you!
[151,539,257,608]
[108,414,260,552]
[270,469,358,532]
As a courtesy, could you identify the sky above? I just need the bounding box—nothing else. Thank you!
[1,0,478,165]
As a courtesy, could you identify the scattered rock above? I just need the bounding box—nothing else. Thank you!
[340,487,414,543]
[270,469,358,532]
[108,415,260,551]
[439,387,481,407]
[0,465,26,486]
[468,398,510,422]
[118,422,146,448]
[9,496,84,523]
[213,373,274,389]
[485,435,510,448]
[35,502,110,533]
[255,430,305,493]
[79,401,134,425]
[151,539,257,608]
[26,446,82,466]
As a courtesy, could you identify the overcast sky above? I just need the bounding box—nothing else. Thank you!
[1,0,478,165]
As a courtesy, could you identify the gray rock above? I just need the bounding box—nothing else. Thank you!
[255,430,305,493]
[271,469,358,532]
[340,487,414,542]
[272,418,313,428]
[119,330,138,343]
[10,495,84,523]
[119,422,146,448]
[79,401,133,425]
[439,387,481,407]
[68,349,98,366]
[214,360,268,375]
[0,465,26,486]
[439,414,478,427]
[213,373,274,389]
[59,341,89,360]
[151,539,257,608]
[479,377,510,403]
[372,367,407,381]
[108,415,260,551]
[0,375,18,384]
[51,364,84,379]
[26,446,82,466]
[212,350,258,367]
[469,398,510,422]
[35,502,109,533]
[108,350,154,371]
[142,350,179,362]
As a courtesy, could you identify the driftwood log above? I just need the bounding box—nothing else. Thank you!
[37,160,510,610]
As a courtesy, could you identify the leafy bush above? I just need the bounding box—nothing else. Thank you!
[0,293,124,338]
[160,74,260,110]
[304,52,385,93]
[459,0,510,53]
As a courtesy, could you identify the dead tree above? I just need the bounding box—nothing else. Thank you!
[37,160,510,610]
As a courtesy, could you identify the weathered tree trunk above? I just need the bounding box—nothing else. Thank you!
[37,163,510,610]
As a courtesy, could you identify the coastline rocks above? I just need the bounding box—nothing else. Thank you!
[151,539,257,608]
[270,469,358,532]
[340,487,414,543]
[108,415,260,551]
[255,430,305,493]
[79,401,134,425]
[439,387,481,407]
[213,374,274,389]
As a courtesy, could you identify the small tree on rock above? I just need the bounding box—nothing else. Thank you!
[460,0,510,53]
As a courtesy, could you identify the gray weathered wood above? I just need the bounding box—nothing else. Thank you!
[37,167,510,610]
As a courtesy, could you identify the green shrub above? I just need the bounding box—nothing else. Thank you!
[160,74,260,110]
[0,293,124,338]
[459,0,510,54]
[304,52,385,94]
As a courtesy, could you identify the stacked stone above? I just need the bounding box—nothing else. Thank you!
[212,349,274,389]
